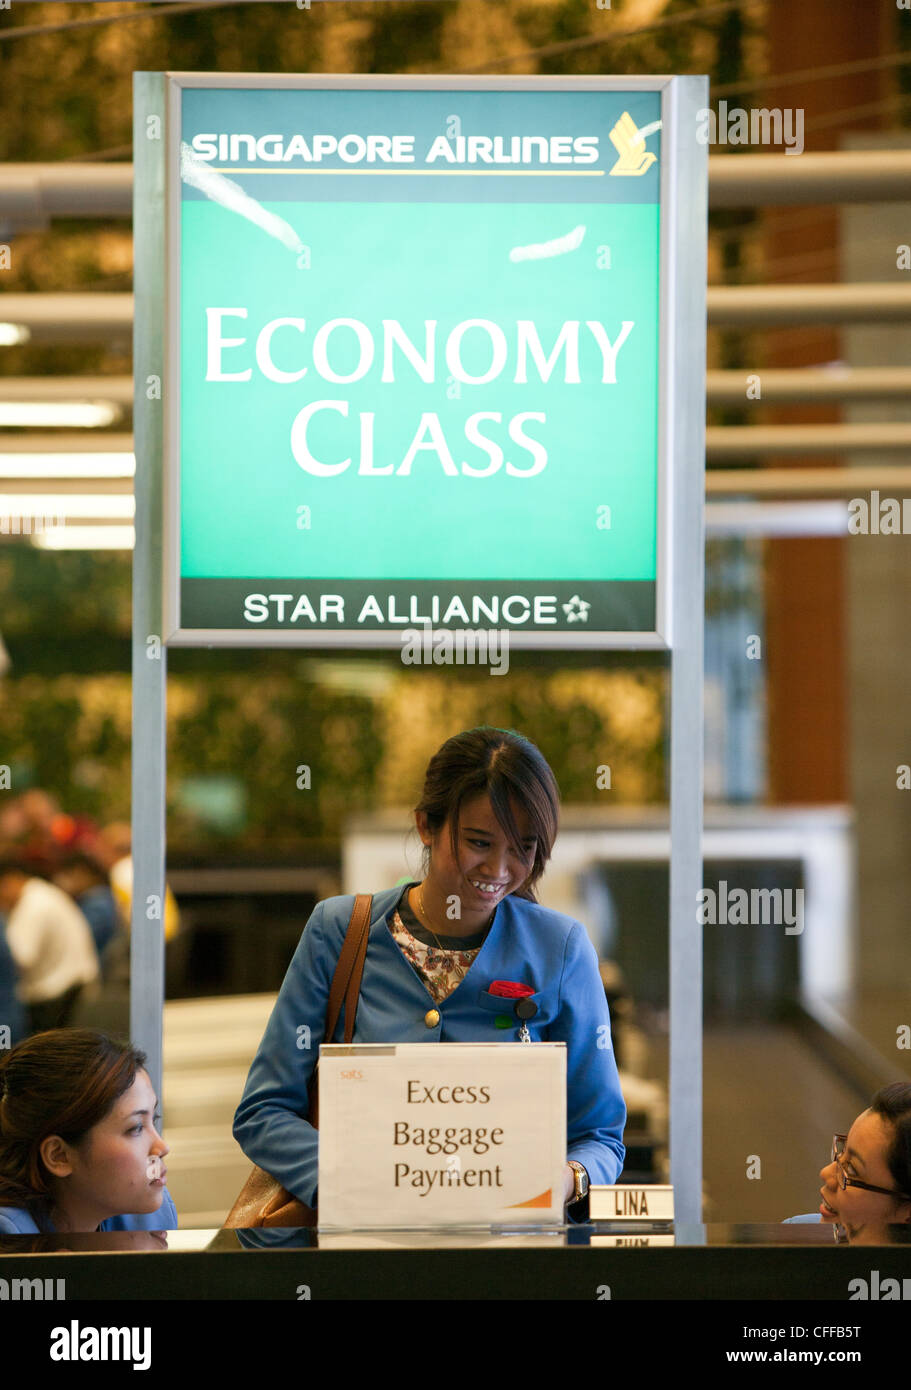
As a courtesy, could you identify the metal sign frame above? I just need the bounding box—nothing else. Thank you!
[162,72,677,651]
[132,70,707,1225]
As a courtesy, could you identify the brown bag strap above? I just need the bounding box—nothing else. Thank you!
[223,894,375,1225]
[342,900,370,1044]
[324,893,372,1045]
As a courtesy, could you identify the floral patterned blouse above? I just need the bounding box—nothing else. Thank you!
[390,881,493,1005]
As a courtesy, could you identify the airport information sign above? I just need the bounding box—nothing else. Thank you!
[165,77,668,645]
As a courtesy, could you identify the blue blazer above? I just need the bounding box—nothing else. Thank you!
[0,1188,178,1235]
[233,886,627,1208]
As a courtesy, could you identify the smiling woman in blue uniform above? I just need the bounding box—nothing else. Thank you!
[234,726,627,1215]
[0,1029,176,1235]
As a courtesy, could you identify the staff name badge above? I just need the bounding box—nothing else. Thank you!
[589,1183,675,1224]
[317,1042,566,1229]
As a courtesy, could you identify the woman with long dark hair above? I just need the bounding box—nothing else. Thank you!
[234,726,626,1217]
[0,1028,176,1234]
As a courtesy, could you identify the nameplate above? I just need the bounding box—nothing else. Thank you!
[589,1184,674,1223]
[318,1043,566,1230]
[590,1234,676,1247]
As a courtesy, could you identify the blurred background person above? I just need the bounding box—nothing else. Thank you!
[0,795,30,849]
[13,789,98,869]
[52,849,123,973]
[0,857,99,1034]
[96,822,181,945]
[0,915,26,1050]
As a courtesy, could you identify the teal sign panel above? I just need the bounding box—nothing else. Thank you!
[174,84,664,638]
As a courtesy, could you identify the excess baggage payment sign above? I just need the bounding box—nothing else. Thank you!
[317,1043,567,1229]
[164,77,669,645]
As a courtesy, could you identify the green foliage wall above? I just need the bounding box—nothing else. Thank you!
[2,661,667,853]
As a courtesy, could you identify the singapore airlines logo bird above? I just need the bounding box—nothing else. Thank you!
[608,113,660,176]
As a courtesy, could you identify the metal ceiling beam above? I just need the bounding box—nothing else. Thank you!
[706,367,911,403]
[706,466,911,497]
[4,150,911,228]
[707,284,911,326]
[0,432,134,452]
[707,149,911,206]
[5,473,907,498]
[3,286,911,345]
[706,424,911,458]
[0,164,132,230]
[0,294,132,343]
[2,427,909,470]
[2,369,909,407]
[4,453,909,500]
[0,376,135,403]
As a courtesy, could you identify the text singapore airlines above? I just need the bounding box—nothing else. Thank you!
[189,132,601,165]
[204,308,636,479]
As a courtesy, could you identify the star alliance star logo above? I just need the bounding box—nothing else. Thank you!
[562,595,591,623]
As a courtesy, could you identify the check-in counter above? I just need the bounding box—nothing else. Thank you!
[1,1222,909,1300]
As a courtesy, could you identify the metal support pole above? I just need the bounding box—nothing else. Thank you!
[131,73,168,1102]
[666,77,708,1228]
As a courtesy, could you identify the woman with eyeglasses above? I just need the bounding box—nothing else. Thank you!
[785,1081,911,1238]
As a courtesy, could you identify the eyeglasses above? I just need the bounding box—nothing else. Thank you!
[831,1135,911,1202]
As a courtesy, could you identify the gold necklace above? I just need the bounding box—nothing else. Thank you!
[415,883,480,980]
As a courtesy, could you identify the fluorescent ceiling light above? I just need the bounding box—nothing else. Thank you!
[0,402,121,428]
[0,324,31,346]
[0,493,135,519]
[0,453,135,478]
[31,526,134,551]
